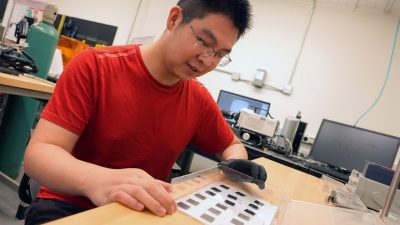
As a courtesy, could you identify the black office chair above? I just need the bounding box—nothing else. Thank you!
[16,173,39,220]
[15,127,41,220]
[166,148,194,182]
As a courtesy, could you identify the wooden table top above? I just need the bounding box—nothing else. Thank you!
[0,72,55,94]
[46,157,330,225]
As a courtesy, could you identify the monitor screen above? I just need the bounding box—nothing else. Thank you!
[216,90,270,117]
[309,119,400,172]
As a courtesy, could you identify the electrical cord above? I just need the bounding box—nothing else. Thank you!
[354,18,400,126]
[282,136,293,155]
[214,68,283,93]
[262,84,282,92]
[288,0,316,85]
[265,135,292,155]
[235,76,282,91]
[267,112,274,119]
[0,47,38,73]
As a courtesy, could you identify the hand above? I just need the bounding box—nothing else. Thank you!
[83,168,176,217]
[218,159,267,189]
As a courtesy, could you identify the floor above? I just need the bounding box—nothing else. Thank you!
[0,169,24,225]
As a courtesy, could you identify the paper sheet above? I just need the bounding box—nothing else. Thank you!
[177,181,277,225]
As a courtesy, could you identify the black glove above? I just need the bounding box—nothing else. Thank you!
[218,159,267,190]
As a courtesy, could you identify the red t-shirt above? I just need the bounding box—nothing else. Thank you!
[37,45,234,209]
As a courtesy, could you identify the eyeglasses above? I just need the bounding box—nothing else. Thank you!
[190,25,232,67]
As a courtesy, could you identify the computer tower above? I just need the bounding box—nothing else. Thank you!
[292,121,307,154]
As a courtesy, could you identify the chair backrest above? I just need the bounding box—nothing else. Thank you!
[18,174,37,205]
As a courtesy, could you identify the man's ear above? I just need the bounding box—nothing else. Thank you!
[166,6,183,31]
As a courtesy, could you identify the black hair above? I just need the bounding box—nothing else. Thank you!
[177,0,252,39]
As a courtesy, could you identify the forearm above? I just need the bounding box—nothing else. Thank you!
[216,137,248,161]
[24,142,108,197]
[24,142,177,215]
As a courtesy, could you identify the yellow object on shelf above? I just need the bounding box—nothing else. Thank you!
[57,35,90,67]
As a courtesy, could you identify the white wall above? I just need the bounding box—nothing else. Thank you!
[122,0,400,139]
[129,0,400,168]
[199,1,400,140]
[128,0,177,40]
[3,0,398,167]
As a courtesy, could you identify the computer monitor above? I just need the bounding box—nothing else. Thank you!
[309,119,400,172]
[216,90,270,117]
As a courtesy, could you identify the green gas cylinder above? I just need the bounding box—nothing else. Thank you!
[24,21,59,79]
[0,5,59,179]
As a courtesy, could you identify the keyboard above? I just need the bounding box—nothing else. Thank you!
[307,163,349,182]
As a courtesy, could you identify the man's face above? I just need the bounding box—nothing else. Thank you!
[163,12,239,81]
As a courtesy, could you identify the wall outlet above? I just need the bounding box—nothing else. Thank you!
[231,72,240,81]
[282,84,293,95]
[302,135,315,145]
[252,69,267,88]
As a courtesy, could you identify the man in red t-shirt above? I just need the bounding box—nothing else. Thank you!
[24,0,266,224]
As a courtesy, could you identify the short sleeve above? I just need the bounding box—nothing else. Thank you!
[41,49,100,136]
[190,90,234,154]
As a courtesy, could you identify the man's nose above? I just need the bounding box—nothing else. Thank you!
[198,53,213,67]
